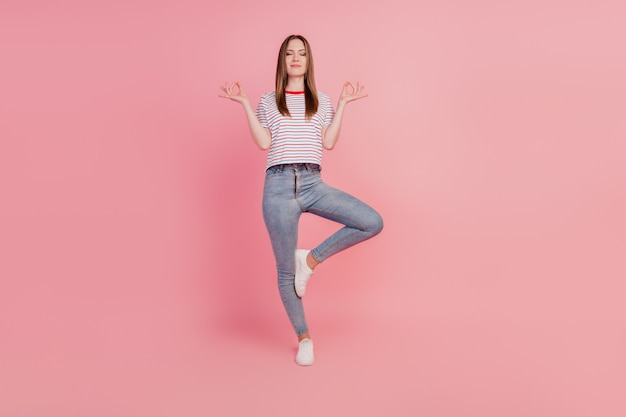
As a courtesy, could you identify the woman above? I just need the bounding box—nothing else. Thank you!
[219,34,383,366]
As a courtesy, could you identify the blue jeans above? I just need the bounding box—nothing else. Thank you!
[262,163,383,336]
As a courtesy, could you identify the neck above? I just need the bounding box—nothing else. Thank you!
[285,76,305,92]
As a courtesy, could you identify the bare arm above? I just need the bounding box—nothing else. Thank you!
[322,81,368,150]
[218,82,271,150]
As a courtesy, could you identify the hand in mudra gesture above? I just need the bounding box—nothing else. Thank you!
[339,81,368,104]
[218,81,249,104]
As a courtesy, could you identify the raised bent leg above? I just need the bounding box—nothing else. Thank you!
[306,182,383,263]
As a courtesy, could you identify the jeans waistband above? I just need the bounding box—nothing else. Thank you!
[267,163,321,173]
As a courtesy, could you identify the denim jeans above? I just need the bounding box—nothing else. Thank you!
[262,163,383,336]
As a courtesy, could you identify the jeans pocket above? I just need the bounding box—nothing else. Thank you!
[265,166,282,179]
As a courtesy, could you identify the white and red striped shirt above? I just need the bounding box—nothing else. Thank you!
[256,91,335,168]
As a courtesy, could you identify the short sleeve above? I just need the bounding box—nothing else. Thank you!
[321,94,334,126]
[256,94,269,128]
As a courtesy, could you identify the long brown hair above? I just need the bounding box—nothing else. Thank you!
[275,34,319,120]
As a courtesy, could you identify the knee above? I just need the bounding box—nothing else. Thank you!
[365,211,384,237]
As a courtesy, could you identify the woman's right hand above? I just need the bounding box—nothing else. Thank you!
[218,81,248,104]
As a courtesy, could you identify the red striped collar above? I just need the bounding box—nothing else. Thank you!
[285,91,305,94]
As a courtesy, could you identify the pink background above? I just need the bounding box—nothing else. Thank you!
[1,0,625,416]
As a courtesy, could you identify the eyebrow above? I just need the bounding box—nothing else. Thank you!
[286,49,306,52]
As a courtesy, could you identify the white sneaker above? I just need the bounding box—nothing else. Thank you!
[296,338,314,366]
[294,249,314,297]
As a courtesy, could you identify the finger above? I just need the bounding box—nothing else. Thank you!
[349,94,368,102]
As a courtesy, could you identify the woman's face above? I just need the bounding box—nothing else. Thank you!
[285,38,307,78]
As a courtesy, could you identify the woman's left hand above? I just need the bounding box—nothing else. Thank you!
[339,81,368,104]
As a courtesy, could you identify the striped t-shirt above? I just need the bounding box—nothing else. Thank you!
[256,91,335,168]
